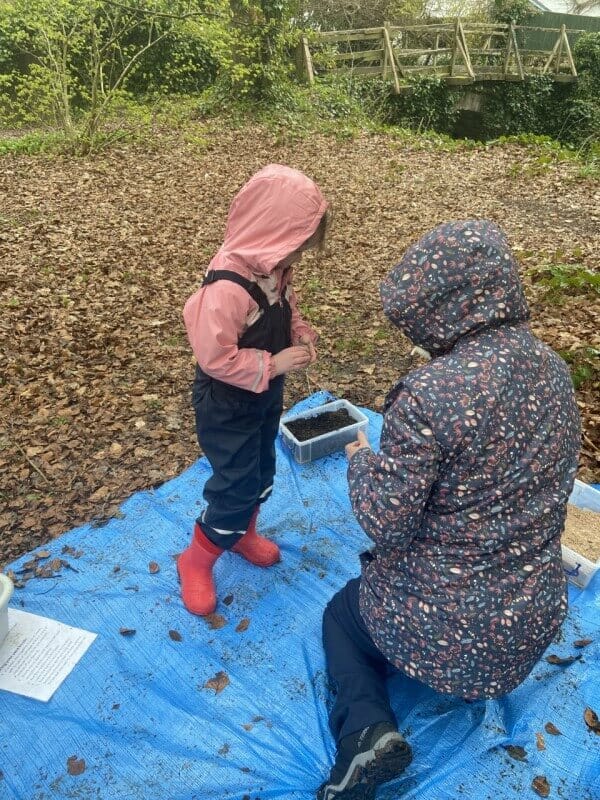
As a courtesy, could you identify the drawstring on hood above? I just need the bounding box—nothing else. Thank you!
[208,164,328,277]
[380,220,530,355]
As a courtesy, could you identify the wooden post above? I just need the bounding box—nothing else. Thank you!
[542,32,561,74]
[562,27,577,76]
[510,22,524,80]
[295,41,304,81]
[457,21,475,78]
[450,18,460,76]
[383,22,401,91]
[302,36,314,85]
[433,32,440,67]
[382,25,389,78]
[555,23,566,74]
[503,22,514,76]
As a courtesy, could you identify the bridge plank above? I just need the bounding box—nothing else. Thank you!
[333,48,384,61]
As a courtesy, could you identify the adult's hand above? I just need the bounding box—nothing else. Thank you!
[345,430,371,459]
[271,346,312,376]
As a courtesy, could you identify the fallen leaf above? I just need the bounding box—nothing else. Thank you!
[36,549,51,559]
[61,545,83,558]
[113,565,121,573]
[503,744,527,761]
[168,629,182,641]
[66,756,86,776]
[218,743,230,755]
[545,654,581,666]
[204,670,229,694]
[242,723,253,731]
[532,776,550,797]
[584,707,600,734]
[119,627,136,636]
[205,613,227,630]
[148,561,160,574]
[90,486,109,502]
[223,594,234,606]
[112,703,120,710]
[235,617,250,633]
[573,638,592,648]
[544,722,562,736]
[535,732,546,751]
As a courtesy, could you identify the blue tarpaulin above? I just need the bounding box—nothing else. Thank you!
[1,393,599,800]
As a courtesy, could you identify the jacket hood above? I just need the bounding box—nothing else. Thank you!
[209,164,328,276]
[380,220,529,354]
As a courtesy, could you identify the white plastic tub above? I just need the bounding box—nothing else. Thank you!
[562,479,600,588]
[0,573,14,647]
[280,399,369,464]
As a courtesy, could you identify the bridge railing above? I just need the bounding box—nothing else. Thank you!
[299,20,581,92]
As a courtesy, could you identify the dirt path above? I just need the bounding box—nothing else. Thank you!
[1,125,598,566]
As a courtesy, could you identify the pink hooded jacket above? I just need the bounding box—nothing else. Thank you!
[183,165,328,393]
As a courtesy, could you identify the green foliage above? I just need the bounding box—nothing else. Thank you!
[0,131,68,155]
[573,31,600,84]
[125,19,219,95]
[490,0,534,25]
[529,260,600,304]
[558,348,600,390]
[536,263,600,297]
[568,32,600,147]
[194,71,380,143]
[298,0,427,30]
[364,76,459,134]
[473,77,557,139]
[0,0,238,147]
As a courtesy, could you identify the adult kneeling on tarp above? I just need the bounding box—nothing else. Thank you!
[316,220,581,800]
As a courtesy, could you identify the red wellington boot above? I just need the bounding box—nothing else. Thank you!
[177,524,224,616]
[231,507,281,567]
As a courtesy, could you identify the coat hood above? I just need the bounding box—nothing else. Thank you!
[209,164,328,276]
[380,220,529,354]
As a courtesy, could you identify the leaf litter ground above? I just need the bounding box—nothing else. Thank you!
[0,124,598,567]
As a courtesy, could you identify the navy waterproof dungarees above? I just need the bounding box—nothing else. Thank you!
[192,270,292,549]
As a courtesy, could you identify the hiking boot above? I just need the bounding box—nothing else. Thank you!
[231,506,280,567]
[316,722,412,800]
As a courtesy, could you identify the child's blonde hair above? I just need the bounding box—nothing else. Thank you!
[303,209,330,253]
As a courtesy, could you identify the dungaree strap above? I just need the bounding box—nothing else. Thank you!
[202,270,270,314]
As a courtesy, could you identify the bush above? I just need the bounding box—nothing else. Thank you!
[490,0,535,25]
[364,76,459,134]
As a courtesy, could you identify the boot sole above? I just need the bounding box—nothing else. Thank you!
[318,733,412,800]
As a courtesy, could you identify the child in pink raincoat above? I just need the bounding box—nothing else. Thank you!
[179,165,329,616]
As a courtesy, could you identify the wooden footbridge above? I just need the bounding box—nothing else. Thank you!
[298,20,581,92]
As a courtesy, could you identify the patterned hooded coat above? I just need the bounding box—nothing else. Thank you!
[348,220,581,700]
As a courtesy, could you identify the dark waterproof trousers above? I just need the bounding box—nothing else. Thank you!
[323,577,398,743]
[194,375,285,549]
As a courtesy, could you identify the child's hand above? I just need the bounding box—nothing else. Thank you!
[271,346,312,376]
[299,334,317,364]
[345,431,371,459]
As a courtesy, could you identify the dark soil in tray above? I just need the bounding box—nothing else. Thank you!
[285,409,356,441]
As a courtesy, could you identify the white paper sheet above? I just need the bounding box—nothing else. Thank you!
[0,609,97,702]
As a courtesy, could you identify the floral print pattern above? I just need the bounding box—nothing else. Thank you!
[348,220,581,700]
